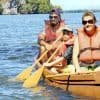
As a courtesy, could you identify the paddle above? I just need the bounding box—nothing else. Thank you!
[16,35,62,81]
[23,44,61,88]
[16,50,48,81]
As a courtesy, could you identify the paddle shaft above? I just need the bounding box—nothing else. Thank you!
[16,35,61,81]
[36,43,62,69]
[46,45,62,63]
[36,35,62,67]
[23,44,62,88]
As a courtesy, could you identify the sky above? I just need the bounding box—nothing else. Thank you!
[50,0,100,10]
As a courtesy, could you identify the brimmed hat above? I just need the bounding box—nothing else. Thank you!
[62,25,73,32]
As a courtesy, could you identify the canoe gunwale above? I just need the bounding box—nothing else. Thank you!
[43,68,100,99]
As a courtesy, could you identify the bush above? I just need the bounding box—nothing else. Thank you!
[18,0,62,14]
[18,4,33,14]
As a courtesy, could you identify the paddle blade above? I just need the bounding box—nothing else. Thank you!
[23,66,44,88]
[16,66,33,81]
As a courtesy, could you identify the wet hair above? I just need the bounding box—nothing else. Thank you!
[82,11,96,23]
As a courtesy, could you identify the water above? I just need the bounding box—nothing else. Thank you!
[0,12,100,100]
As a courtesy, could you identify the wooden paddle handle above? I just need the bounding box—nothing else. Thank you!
[52,35,62,46]
[34,50,48,64]
[35,35,62,67]
[22,44,62,88]
[46,44,62,63]
[38,43,62,67]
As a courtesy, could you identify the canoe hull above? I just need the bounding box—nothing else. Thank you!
[43,68,100,99]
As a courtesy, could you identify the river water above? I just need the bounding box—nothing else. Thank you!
[0,12,100,100]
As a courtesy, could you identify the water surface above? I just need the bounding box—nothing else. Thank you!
[0,12,100,100]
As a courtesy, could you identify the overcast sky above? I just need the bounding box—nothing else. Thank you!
[51,0,100,10]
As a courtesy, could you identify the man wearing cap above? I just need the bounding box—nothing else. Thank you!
[38,9,67,64]
[43,25,75,73]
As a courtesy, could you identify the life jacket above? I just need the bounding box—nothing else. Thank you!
[78,26,100,63]
[44,20,65,42]
[53,35,74,68]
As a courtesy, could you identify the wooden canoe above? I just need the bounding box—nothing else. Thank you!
[43,68,100,99]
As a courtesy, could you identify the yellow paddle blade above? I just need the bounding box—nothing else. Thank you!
[15,50,48,81]
[23,42,61,88]
[23,66,44,88]
[16,66,33,81]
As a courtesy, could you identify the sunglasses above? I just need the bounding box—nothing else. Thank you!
[82,19,94,25]
[49,16,58,19]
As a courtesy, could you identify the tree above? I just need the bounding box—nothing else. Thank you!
[27,0,39,13]
[38,0,52,13]
[18,3,33,14]
[0,3,3,14]
[17,0,62,14]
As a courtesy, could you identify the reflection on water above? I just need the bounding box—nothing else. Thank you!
[31,86,46,93]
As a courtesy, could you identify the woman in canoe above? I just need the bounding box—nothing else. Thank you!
[73,11,100,73]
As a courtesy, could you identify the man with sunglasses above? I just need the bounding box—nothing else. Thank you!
[73,11,100,73]
[38,9,67,64]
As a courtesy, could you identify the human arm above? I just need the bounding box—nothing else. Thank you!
[72,37,81,73]
[65,35,76,46]
[38,32,53,50]
[43,57,64,67]
[43,45,73,67]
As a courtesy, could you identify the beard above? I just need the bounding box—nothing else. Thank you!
[51,23,57,27]
[50,21,59,27]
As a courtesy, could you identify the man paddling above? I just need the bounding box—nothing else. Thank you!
[38,9,67,65]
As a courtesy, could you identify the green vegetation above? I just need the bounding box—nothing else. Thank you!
[17,0,62,14]
[0,3,3,14]
[0,0,62,14]
[18,3,32,14]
